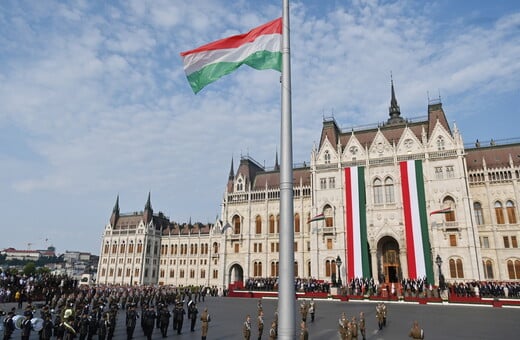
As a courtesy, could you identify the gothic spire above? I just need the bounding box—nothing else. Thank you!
[274,150,280,171]
[145,192,152,211]
[112,195,119,214]
[110,195,120,226]
[387,74,404,125]
[228,157,234,180]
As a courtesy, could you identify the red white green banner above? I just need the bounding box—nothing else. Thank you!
[307,213,325,223]
[180,18,282,94]
[344,166,370,280]
[400,160,434,280]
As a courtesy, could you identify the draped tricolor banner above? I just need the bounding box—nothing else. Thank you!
[344,166,370,280]
[399,160,434,280]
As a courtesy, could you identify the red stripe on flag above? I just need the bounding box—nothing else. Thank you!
[400,162,417,278]
[180,18,282,56]
[345,168,355,281]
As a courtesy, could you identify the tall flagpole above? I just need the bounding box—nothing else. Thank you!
[279,0,295,339]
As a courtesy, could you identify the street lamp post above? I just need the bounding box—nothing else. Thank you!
[336,256,342,288]
[435,254,445,290]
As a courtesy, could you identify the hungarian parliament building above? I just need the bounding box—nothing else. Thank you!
[97,83,520,289]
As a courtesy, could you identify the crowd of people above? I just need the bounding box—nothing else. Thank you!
[244,277,332,294]
[448,280,520,298]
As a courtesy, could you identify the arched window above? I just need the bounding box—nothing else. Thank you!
[255,215,262,235]
[254,261,263,277]
[294,213,300,233]
[507,259,520,279]
[294,261,298,277]
[324,205,333,227]
[506,200,517,224]
[325,259,337,278]
[474,202,484,225]
[232,215,241,234]
[237,178,243,191]
[269,215,275,234]
[373,178,383,205]
[443,196,456,222]
[449,258,464,278]
[270,261,279,277]
[384,177,395,203]
[436,136,445,151]
[482,259,494,279]
[276,214,280,233]
[495,201,505,224]
[212,242,218,254]
[324,150,331,164]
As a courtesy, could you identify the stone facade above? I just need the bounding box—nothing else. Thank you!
[97,85,520,289]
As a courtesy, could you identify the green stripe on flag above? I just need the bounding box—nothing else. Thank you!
[414,160,434,280]
[186,50,282,93]
[358,167,370,277]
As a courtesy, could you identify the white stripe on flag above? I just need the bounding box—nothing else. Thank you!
[407,161,426,277]
[351,168,363,278]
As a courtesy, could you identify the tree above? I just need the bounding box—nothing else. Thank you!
[23,261,36,276]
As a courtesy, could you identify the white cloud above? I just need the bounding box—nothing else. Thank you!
[0,0,518,253]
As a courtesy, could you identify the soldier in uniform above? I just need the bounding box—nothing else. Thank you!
[142,305,156,340]
[97,313,109,340]
[299,300,308,322]
[299,321,308,340]
[257,299,263,316]
[78,313,90,340]
[188,301,198,332]
[21,310,33,340]
[40,313,54,340]
[87,309,98,340]
[268,320,276,340]
[376,303,384,330]
[200,307,211,340]
[381,302,387,327]
[350,316,358,339]
[125,303,139,340]
[62,310,77,340]
[408,320,424,339]
[338,312,347,340]
[243,314,252,340]
[345,320,353,340]
[309,298,316,322]
[358,312,366,340]
[2,310,15,340]
[257,310,264,340]
[159,304,171,338]
[173,301,185,334]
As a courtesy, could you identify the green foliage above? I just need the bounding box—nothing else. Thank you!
[23,261,36,276]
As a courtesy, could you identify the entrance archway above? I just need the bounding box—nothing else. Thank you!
[377,236,402,283]
[228,263,244,288]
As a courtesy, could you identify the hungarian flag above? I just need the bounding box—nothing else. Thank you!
[180,18,282,93]
[429,207,452,216]
[307,213,325,223]
[344,166,370,280]
[400,160,434,280]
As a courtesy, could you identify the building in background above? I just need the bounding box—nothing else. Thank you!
[97,82,520,288]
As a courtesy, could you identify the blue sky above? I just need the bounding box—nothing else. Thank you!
[1,0,519,254]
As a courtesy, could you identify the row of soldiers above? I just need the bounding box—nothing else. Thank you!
[338,312,366,340]
[2,296,207,340]
[337,302,387,340]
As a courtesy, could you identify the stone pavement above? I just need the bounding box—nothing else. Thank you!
[2,296,520,339]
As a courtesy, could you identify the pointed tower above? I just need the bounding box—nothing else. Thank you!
[387,76,405,125]
[228,157,235,180]
[274,150,280,171]
[110,195,120,227]
[227,157,235,193]
[143,192,153,224]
